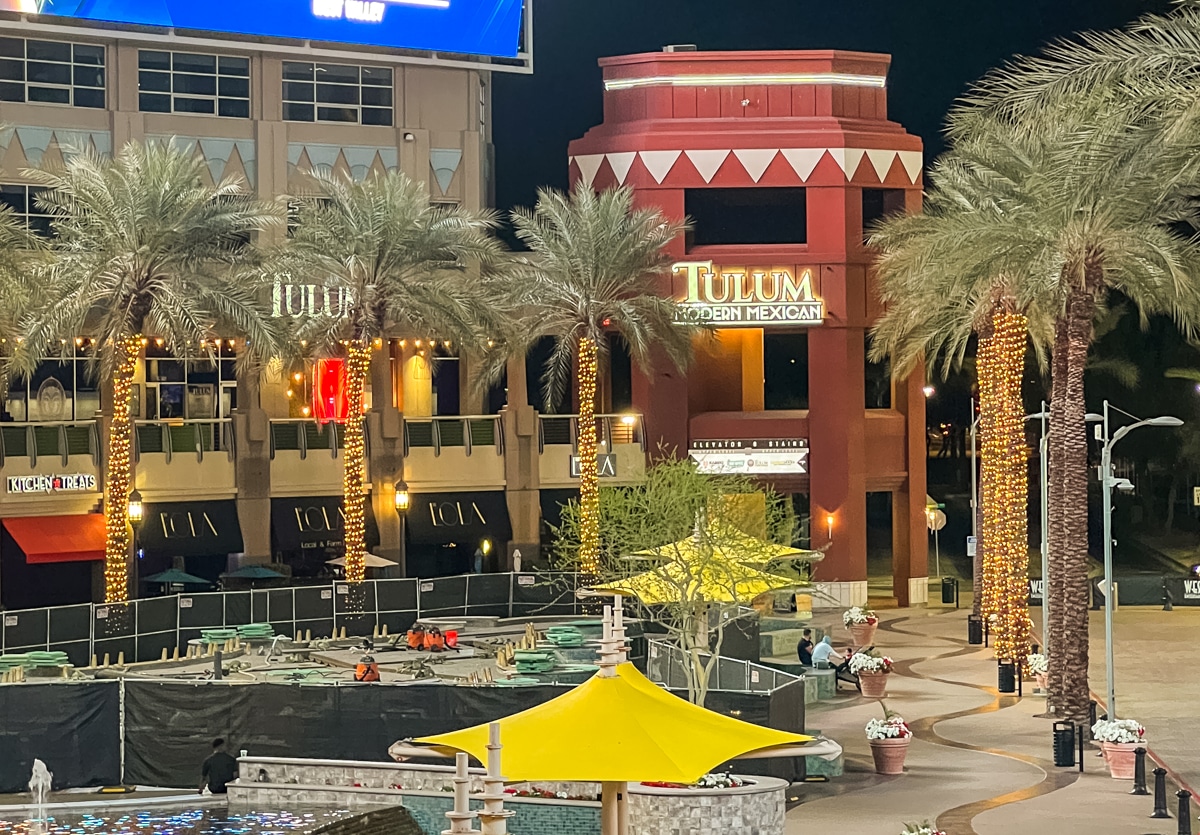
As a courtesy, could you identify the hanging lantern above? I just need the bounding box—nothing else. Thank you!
[312,358,349,425]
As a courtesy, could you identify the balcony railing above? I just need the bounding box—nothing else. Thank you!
[269,419,351,460]
[134,419,235,463]
[403,416,504,457]
[537,413,645,453]
[0,420,100,467]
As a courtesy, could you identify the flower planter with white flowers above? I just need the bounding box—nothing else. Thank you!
[1026,653,1048,693]
[849,651,894,698]
[900,823,946,835]
[866,715,912,774]
[843,606,879,646]
[1092,719,1147,779]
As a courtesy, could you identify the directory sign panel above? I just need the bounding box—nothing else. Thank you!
[10,0,524,59]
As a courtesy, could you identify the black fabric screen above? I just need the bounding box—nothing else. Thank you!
[406,492,512,546]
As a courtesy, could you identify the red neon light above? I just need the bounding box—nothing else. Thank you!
[313,359,349,425]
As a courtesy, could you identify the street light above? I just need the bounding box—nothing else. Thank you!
[393,480,409,576]
[128,489,144,598]
[1099,401,1182,719]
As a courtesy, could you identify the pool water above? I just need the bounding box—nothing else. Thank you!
[0,807,353,834]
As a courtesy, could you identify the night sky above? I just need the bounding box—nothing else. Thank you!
[492,0,1173,212]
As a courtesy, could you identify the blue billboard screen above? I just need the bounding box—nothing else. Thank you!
[23,0,523,58]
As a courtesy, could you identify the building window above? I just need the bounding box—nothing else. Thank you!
[764,332,809,410]
[138,50,250,118]
[865,333,892,409]
[144,342,238,420]
[685,188,807,247]
[281,61,393,126]
[5,342,101,422]
[862,188,906,242]
[0,37,105,108]
[0,184,53,235]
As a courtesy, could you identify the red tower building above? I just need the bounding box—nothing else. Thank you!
[568,48,928,606]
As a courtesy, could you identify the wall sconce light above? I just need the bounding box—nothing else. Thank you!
[826,514,834,542]
[394,482,411,514]
[922,385,935,398]
[128,489,144,528]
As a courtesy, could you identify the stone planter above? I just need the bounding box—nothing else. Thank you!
[868,736,910,775]
[858,671,889,698]
[848,621,877,647]
[1100,741,1143,780]
[629,775,787,835]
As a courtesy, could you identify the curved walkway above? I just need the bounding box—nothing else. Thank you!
[786,608,1183,835]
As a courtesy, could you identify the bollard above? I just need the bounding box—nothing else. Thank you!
[213,649,224,681]
[1131,748,1149,795]
[1164,583,1175,612]
[1179,790,1193,835]
[1152,768,1171,818]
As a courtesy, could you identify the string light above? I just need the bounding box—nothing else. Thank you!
[577,336,600,574]
[103,335,142,603]
[341,339,372,586]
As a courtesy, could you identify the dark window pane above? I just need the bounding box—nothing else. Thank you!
[138,70,170,92]
[685,188,808,246]
[283,102,314,121]
[361,86,391,106]
[0,59,24,81]
[862,188,907,241]
[139,50,171,70]
[28,86,70,104]
[74,65,104,88]
[74,88,105,108]
[361,107,392,126]
[27,215,52,237]
[218,56,249,76]
[316,82,358,104]
[218,76,248,98]
[173,96,215,114]
[361,66,391,85]
[218,98,249,118]
[27,61,70,85]
[139,92,171,112]
[0,185,27,213]
[27,40,70,62]
[174,73,216,95]
[73,44,105,65]
[283,81,314,102]
[0,38,23,60]
[282,61,314,81]
[0,81,23,102]
[172,52,216,73]
[764,332,809,410]
[316,106,356,123]
[316,63,357,83]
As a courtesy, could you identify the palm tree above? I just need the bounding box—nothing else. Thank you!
[504,183,695,574]
[14,141,283,604]
[281,170,501,585]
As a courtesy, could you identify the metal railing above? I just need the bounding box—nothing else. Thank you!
[0,420,100,468]
[269,419,350,460]
[134,419,235,463]
[645,637,802,694]
[403,415,504,457]
[537,413,645,454]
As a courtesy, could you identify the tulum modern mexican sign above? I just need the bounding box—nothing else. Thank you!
[672,261,824,327]
[271,279,354,319]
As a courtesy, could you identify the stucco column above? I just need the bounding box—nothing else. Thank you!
[891,366,929,607]
[503,354,540,567]
[233,369,272,565]
[369,342,405,573]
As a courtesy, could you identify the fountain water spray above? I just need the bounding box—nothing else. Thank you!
[28,758,52,826]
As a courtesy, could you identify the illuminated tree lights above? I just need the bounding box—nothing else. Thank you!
[577,337,601,574]
[341,339,372,585]
[103,335,143,603]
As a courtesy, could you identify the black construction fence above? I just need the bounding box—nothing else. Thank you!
[1024,573,1200,608]
[0,572,589,667]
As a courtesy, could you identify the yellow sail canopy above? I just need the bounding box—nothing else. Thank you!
[591,558,796,605]
[631,522,822,568]
[418,662,810,783]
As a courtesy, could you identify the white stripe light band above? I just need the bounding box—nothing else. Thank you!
[603,72,888,91]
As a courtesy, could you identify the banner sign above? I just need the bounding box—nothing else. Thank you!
[688,439,809,475]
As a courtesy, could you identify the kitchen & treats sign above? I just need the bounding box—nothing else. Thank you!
[672,261,824,327]
[7,473,98,494]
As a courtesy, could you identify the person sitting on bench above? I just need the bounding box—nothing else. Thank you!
[797,629,815,666]
[811,636,845,669]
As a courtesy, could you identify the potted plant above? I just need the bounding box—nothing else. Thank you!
[1026,653,1048,693]
[850,651,895,698]
[900,824,946,835]
[843,606,879,646]
[866,711,912,775]
[1092,718,1147,779]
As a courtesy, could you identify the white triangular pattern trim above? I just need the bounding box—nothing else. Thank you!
[780,148,825,182]
[865,149,897,182]
[829,148,866,178]
[898,150,923,183]
[684,149,730,183]
[574,154,605,188]
[732,149,777,183]
[606,152,637,185]
[639,150,682,184]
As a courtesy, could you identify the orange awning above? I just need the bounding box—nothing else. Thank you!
[4,515,106,564]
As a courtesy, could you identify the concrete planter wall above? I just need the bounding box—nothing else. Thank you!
[628,777,788,835]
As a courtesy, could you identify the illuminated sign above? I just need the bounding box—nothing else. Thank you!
[7,473,98,494]
[688,439,809,475]
[22,0,523,59]
[672,261,824,327]
[570,454,617,478]
[272,280,353,319]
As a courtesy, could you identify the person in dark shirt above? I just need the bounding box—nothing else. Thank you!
[797,629,814,665]
[199,738,238,795]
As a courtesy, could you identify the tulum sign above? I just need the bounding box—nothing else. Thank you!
[672,261,824,327]
[271,279,354,319]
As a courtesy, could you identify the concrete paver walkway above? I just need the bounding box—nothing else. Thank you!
[787,607,1193,835]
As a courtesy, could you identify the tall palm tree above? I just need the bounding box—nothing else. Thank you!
[281,170,501,585]
[13,141,282,604]
[504,183,695,574]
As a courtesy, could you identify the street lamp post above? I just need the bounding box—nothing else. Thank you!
[393,480,410,577]
[1098,401,1182,720]
[128,488,144,599]
[1024,406,1050,655]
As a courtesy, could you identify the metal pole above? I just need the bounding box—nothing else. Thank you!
[970,410,978,545]
[1102,400,1117,720]
[934,527,940,577]
[1040,403,1050,657]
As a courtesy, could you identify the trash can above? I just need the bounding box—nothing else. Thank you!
[967,614,984,645]
[1053,721,1076,767]
[997,661,1017,693]
[941,577,958,605]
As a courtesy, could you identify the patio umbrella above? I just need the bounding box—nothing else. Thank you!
[143,568,211,586]
[591,558,796,605]
[222,565,284,580]
[631,521,822,567]
[326,554,398,569]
